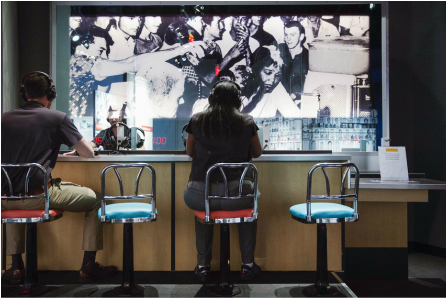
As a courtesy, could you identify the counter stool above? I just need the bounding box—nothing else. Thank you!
[289,162,360,297]
[1,163,64,297]
[98,163,156,297]
[194,163,259,297]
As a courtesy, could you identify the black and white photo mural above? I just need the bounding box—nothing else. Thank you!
[68,5,378,151]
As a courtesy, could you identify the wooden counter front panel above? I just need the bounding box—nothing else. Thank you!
[345,201,408,248]
[175,161,344,271]
[33,162,173,271]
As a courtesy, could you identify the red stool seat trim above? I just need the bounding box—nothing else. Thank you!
[1,209,64,219]
[194,209,253,220]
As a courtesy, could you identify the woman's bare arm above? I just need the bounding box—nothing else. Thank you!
[249,133,262,158]
[186,133,195,158]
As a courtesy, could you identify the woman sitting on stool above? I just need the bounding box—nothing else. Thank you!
[183,79,263,283]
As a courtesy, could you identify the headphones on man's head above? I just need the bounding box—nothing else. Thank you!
[20,71,57,102]
[107,122,130,149]
[107,122,145,149]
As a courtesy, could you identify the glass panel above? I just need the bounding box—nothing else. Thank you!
[64,4,381,151]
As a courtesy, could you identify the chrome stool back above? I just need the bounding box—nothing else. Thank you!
[1,163,64,297]
[289,162,360,297]
[194,162,259,297]
[98,163,156,297]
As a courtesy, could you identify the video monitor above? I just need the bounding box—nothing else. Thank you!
[66,4,382,151]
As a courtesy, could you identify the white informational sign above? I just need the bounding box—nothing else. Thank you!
[378,146,409,181]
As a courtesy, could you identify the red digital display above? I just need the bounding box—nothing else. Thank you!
[92,137,103,145]
[153,137,167,145]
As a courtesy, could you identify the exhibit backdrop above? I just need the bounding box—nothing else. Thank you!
[66,4,381,150]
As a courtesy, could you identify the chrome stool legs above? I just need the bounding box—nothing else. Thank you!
[208,223,241,297]
[103,224,144,297]
[17,223,48,297]
[302,223,343,297]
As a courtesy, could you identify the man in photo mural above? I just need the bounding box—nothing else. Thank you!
[187,15,226,115]
[339,15,370,36]
[217,15,260,70]
[249,15,277,48]
[174,15,216,120]
[93,16,145,102]
[300,15,339,49]
[135,16,163,54]
[70,23,116,118]
[279,21,309,106]
[108,16,143,60]
[178,15,252,118]
[186,15,206,41]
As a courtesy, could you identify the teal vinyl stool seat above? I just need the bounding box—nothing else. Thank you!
[98,202,157,220]
[289,203,355,220]
[289,163,360,297]
[99,163,156,297]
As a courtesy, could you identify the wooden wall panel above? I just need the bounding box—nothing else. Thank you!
[29,161,173,270]
[345,202,408,247]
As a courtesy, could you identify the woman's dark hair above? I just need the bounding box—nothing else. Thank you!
[197,80,244,141]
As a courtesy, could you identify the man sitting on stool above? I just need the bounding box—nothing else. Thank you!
[1,72,117,284]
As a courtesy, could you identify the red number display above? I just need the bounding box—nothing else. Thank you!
[92,137,103,145]
[152,137,167,145]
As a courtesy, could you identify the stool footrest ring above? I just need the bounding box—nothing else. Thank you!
[102,284,145,297]
[302,284,344,297]
[208,284,241,297]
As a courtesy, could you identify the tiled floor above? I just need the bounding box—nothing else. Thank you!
[408,253,446,281]
[1,253,445,297]
[13,283,354,298]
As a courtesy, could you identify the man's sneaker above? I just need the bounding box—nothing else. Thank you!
[78,262,117,283]
[194,265,211,283]
[3,268,24,285]
[240,263,262,281]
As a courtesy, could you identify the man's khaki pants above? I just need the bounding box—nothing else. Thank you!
[1,179,103,255]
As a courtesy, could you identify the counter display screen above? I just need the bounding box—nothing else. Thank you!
[68,4,381,151]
